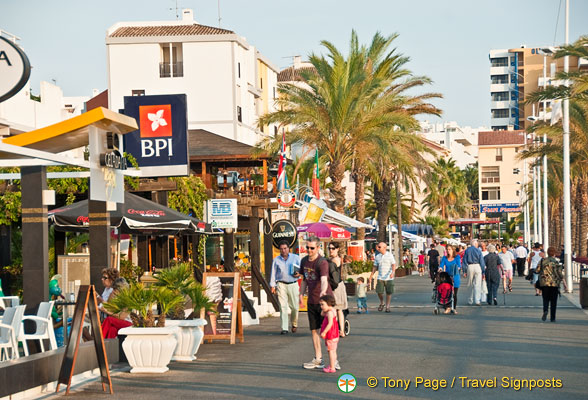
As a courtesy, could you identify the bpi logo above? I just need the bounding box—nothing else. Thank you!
[139,104,173,158]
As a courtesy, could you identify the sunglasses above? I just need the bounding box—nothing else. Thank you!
[328,247,336,250]
[101,276,108,280]
[306,246,316,250]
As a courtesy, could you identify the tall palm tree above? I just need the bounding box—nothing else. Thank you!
[423,158,471,220]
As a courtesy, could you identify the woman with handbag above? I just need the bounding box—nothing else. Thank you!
[535,247,564,322]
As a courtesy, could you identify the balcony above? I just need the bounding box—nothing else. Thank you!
[490,83,510,92]
[481,176,500,184]
[490,66,509,75]
[159,62,184,78]
[491,100,514,109]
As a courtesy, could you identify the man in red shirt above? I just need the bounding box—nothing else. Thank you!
[300,236,333,369]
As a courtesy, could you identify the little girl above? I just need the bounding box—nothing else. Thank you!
[319,294,340,373]
[418,251,426,276]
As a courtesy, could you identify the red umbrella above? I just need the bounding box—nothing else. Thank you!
[297,222,351,240]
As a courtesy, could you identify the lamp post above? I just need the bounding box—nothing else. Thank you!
[563,0,572,292]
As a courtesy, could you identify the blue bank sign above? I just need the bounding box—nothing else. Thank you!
[122,94,189,177]
[480,203,521,213]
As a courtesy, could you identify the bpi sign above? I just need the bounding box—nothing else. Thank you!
[0,36,31,103]
[122,94,189,177]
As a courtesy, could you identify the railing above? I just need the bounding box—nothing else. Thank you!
[571,261,588,283]
[159,62,184,78]
[481,177,500,183]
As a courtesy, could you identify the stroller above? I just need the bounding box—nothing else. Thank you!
[338,309,351,336]
[432,271,454,315]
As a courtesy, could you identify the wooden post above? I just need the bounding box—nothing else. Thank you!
[263,160,268,192]
[223,230,235,270]
[249,212,260,302]
[137,236,149,272]
[0,224,11,267]
[21,166,49,309]
[263,219,273,282]
[152,190,169,269]
[201,161,208,189]
[89,200,111,288]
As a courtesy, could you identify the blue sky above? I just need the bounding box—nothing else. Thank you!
[2,0,586,127]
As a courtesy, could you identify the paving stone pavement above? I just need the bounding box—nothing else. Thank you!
[45,275,588,400]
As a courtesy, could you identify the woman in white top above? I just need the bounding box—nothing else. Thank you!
[529,246,544,296]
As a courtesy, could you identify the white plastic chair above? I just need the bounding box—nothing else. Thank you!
[0,296,20,309]
[18,301,57,356]
[0,305,26,360]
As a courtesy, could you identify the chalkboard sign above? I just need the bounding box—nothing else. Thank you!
[56,285,112,395]
[201,272,243,344]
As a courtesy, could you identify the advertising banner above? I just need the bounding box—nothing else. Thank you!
[122,94,189,177]
[206,199,238,229]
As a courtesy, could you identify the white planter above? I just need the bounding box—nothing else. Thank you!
[167,319,207,362]
[118,327,177,373]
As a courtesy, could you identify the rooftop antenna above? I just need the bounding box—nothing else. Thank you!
[218,0,222,28]
[170,0,179,20]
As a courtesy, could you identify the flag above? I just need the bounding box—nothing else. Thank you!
[550,99,562,126]
[312,149,320,199]
[277,132,288,191]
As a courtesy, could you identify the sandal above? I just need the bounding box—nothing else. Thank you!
[385,308,391,313]
[378,304,384,312]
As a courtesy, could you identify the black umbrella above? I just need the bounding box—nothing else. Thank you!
[49,192,212,235]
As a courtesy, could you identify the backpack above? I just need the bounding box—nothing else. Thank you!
[326,258,341,290]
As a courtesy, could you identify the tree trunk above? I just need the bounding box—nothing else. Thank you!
[374,180,392,243]
[571,181,578,253]
[396,181,403,267]
[329,160,346,213]
[353,167,367,240]
[579,177,588,257]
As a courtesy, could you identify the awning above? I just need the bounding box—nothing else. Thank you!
[49,192,212,235]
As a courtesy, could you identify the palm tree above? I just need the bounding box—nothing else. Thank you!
[423,158,471,220]
[418,215,450,238]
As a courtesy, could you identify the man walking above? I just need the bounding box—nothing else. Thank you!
[270,241,301,335]
[426,243,440,283]
[368,242,396,313]
[515,243,528,277]
[300,236,333,369]
[463,239,486,306]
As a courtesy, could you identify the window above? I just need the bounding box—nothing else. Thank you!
[513,168,520,174]
[491,75,508,84]
[482,187,501,200]
[159,43,183,78]
[274,126,278,135]
[238,62,241,78]
[237,106,242,123]
[492,126,507,131]
[260,78,263,89]
[492,109,509,119]
[481,167,500,183]
[131,90,145,96]
[496,148,503,161]
[491,57,508,67]
[491,92,509,101]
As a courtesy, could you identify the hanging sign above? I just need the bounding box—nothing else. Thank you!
[277,189,296,208]
[205,199,238,229]
[122,94,189,177]
[0,36,31,103]
[271,219,297,249]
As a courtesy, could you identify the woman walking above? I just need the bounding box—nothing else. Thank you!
[328,242,348,337]
[483,244,503,306]
[440,244,461,313]
[535,247,564,322]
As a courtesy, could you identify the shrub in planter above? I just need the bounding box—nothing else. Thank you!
[344,278,356,296]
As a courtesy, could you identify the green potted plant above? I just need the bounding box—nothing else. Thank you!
[153,262,215,361]
[104,283,183,373]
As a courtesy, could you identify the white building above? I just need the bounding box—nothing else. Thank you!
[417,120,485,169]
[106,9,279,147]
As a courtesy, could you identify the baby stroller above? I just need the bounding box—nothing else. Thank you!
[432,271,454,315]
[338,309,351,336]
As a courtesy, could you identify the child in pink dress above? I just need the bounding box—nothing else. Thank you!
[319,294,340,373]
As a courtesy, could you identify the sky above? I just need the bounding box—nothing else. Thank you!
[2,0,587,128]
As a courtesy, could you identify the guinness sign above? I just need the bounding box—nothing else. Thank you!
[271,219,297,249]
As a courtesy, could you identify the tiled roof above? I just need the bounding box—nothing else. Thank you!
[478,130,526,146]
[109,24,234,38]
[277,66,316,82]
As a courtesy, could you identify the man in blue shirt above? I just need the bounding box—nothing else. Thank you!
[270,241,301,334]
[463,239,486,306]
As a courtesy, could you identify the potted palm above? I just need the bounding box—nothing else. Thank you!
[104,283,183,373]
[154,262,215,361]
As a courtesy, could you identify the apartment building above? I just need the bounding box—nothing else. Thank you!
[106,9,278,147]
[477,130,531,221]
[489,46,581,131]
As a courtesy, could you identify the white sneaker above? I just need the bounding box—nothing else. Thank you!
[303,358,324,369]
[335,360,341,370]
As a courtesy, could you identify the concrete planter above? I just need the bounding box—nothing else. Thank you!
[344,282,356,297]
[167,319,207,362]
[118,327,177,373]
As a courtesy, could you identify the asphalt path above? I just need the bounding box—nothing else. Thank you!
[50,275,588,399]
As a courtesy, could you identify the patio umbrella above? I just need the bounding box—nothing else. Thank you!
[297,222,351,241]
[49,192,211,235]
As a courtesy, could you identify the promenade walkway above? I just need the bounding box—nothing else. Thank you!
[47,275,588,399]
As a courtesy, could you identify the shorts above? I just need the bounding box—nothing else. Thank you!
[376,280,394,295]
[307,303,323,331]
[326,338,339,351]
[503,269,513,279]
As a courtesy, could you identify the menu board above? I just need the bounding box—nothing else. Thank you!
[201,272,243,344]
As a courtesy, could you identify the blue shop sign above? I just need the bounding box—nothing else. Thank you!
[480,203,521,213]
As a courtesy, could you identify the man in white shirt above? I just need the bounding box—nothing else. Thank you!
[515,244,528,277]
[368,242,396,313]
